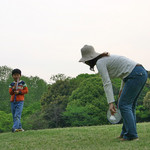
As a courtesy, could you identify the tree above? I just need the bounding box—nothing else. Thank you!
[49,74,71,83]
[40,74,96,128]
[21,76,48,108]
[63,103,104,127]
[21,102,45,130]
[0,66,12,81]
[41,76,79,128]
[143,91,150,110]
[63,76,108,127]
[136,105,150,122]
[0,66,13,113]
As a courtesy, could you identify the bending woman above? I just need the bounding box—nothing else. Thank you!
[79,45,147,141]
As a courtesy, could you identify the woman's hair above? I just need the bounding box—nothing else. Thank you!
[85,52,110,71]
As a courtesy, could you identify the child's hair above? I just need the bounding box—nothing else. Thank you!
[85,52,110,71]
[12,69,21,76]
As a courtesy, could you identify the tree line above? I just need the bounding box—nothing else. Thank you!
[0,66,150,132]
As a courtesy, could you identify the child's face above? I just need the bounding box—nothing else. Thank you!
[12,73,21,82]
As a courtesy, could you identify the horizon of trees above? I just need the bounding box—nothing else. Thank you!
[0,66,150,133]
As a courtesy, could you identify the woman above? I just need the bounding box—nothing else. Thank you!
[79,45,148,141]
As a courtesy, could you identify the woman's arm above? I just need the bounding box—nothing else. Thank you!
[97,61,115,104]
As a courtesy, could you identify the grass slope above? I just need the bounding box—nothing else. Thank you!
[0,122,150,150]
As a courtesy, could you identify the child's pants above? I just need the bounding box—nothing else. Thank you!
[11,101,24,130]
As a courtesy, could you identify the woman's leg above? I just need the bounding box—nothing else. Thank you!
[119,66,147,140]
[120,121,126,137]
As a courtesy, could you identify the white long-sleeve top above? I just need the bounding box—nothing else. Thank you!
[96,55,137,104]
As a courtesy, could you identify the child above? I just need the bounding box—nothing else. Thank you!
[9,69,28,132]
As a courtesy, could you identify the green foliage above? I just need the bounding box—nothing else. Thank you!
[0,111,12,133]
[49,73,71,83]
[41,75,80,128]
[136,105,150,122]
[69,76,105,104]
[40,74,102,128]
[22,102,41,119]
[63,103,104,127]
[22,110,48,130]
[143,91,150,109]
[21,76,48,108]
[137,86,150,106]
[136,73,150,105]
[111,78,121,100]
[0,68,13,113]
[63,76,108,126]
[21,102,42,130]
[42,101,65,128]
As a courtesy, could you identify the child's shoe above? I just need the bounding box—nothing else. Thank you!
[12,128,20,133]
[18,128,25,132]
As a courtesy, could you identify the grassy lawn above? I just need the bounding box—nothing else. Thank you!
[0,122,150,150]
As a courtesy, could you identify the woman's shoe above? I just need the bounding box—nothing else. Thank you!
[117,135,123,139]
[131,138,139,141]
[120,138,128,141]
[120,138,139,141]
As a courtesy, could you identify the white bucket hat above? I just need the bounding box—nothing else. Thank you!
[79,45,100,62]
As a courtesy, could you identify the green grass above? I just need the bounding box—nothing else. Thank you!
[0,122,150,150]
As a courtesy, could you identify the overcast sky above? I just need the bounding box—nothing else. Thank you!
[0,0,150,82]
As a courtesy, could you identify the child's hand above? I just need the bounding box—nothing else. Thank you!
[13,83,18,90]
[14,90,19,95]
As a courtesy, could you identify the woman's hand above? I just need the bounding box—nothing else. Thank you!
[109,102,116,115]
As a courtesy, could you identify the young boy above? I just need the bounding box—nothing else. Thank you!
[9,69,28,132]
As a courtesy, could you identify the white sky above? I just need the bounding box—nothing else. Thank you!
[0,0,150,82]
